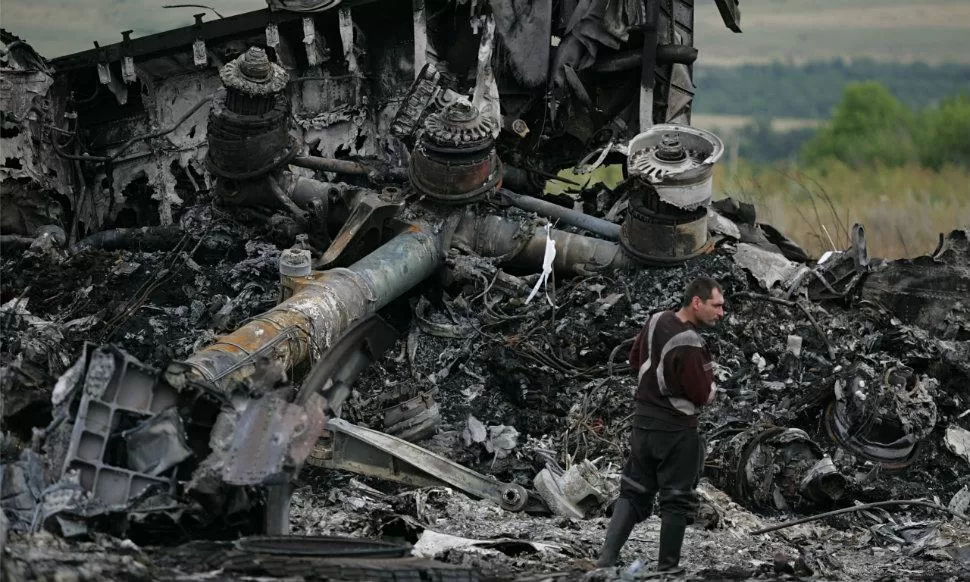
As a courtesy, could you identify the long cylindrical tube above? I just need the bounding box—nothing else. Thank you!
[167,212,635,394]
[291,155,371,176]
[165,226,445,394]
[498,189,621,241]
[453,212,633,276]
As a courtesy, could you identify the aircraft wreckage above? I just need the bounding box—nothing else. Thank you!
[1,1,969,580]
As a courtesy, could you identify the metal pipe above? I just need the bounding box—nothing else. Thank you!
[167,212,633,394]
[453,213,633,276]
[638,0,660,131]
[498,189,621,241]
[751,499,968,536]
[593,45,699,74]
[291,156,371,176]
[0,235,37,250]
[512,227,632,275]
[165,226,445,394]
[70,225,183,253]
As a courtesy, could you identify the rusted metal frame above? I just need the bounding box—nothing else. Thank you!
[50,1,382,71]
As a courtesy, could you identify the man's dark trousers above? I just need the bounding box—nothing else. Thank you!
[596,422,705,569]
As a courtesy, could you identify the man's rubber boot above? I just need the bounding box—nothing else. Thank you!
[657,513,688,574]
[595,498,638,567]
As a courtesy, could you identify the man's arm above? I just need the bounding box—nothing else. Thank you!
[673,348,717,406]
[629,325,647,371]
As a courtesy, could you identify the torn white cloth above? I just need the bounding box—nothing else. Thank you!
[525,224,556,306]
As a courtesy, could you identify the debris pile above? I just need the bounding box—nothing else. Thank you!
[2,2,969,580]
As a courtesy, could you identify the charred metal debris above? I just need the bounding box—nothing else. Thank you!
[2,2,969,580]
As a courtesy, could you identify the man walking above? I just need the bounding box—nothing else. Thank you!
[596,277,724,572]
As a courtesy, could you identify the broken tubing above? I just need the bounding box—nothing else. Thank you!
[165,212,635,395]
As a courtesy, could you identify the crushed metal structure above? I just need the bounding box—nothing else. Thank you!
[2,2,970,580]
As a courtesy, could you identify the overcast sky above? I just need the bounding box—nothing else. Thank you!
[3,1,266,58]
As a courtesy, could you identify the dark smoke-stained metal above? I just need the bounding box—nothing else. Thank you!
[620,180,711,264]
[823,365,937,470]
[409,103,501,204]
[706,424,846,512]
[620,124,724,264]
[206,48,296,181]
[220,47,290,114]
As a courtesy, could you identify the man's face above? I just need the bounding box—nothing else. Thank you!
[692,288,725,328]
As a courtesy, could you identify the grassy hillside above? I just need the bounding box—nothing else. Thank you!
[714,161,970,260]
[692,60,970,119]
[695,0,970,65]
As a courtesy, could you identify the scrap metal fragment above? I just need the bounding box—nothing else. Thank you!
[706,425,846,511]
[338,8,357,73]
[123,407,193,476]
[415,296,474,339]
[807,224,870,300]
[825,364,938,469]
[462,415,487,446]
[944,426,970,465]
[534,460,607,518]
[318,418,530,512]
[390,62,464,140]
[950,485,970,516]
[303,17,320,66]
[708,209,741,240]
[487,0,551,88]
[413,528,560,559]
[861,229,970,336]
[221,391,328,485]
[412,0,427,79]
[713,0,742,32]
[55,346,183,510]
[234,535,411,557]
[318,186,405,267]
[734,243,810,294]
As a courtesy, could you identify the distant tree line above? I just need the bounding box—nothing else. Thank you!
[716,82,970,168]
[693,59,970,119]
[801,82,970,170]
[728,120,817,164]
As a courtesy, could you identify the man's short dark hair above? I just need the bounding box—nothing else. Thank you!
[682,277,722,308]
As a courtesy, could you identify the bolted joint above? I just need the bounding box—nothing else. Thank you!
[279,248,312,277]
[219,46,289,97]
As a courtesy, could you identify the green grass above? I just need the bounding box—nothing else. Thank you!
[715,160,970,259]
